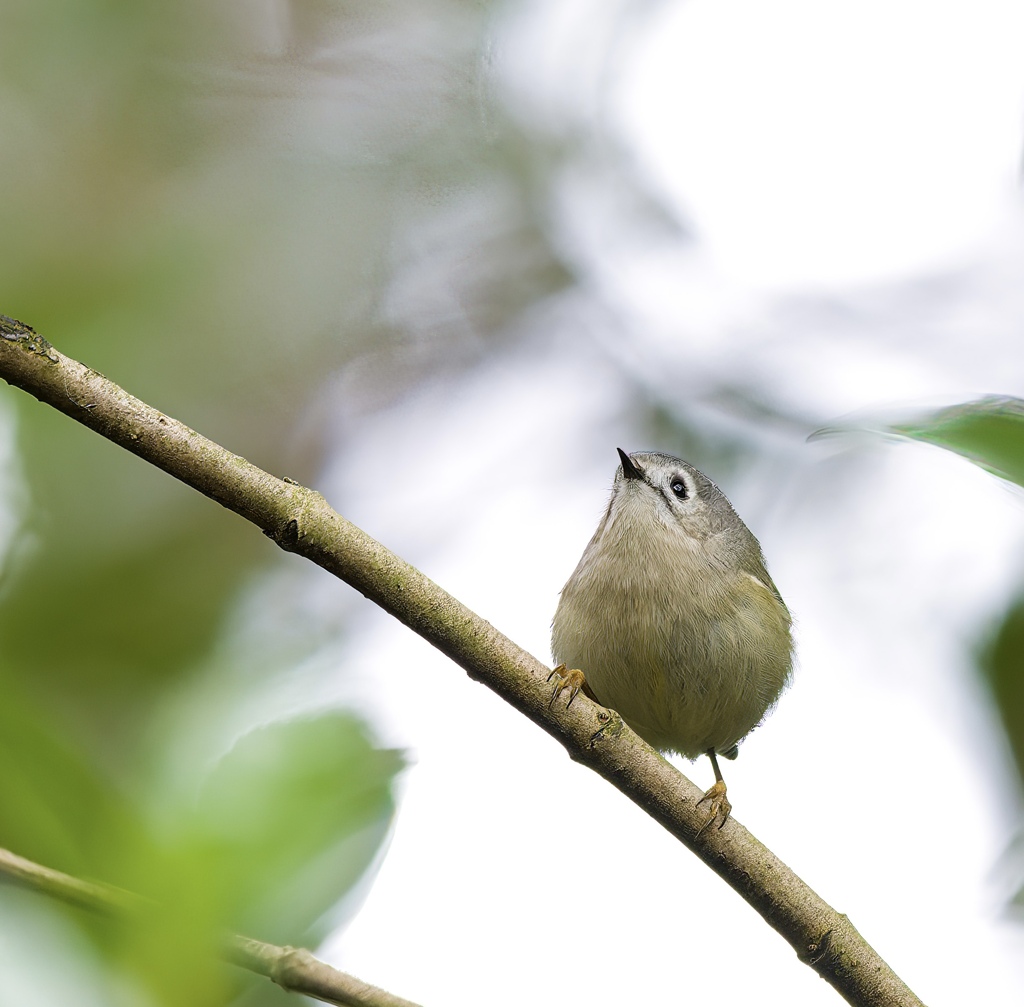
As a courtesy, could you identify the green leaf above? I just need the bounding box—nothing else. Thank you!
[976,592,1024,911]
[0,685,403,1005]
[0,679,146,878]
[888,396,1024,488]
[188,712,404,947]
[977,595,1024,798]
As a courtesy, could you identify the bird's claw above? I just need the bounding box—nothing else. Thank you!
[547,664,586,709]
[695,779,732,836]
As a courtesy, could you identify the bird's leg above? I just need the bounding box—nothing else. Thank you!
[695,749,732,835]
[547,664,590,708]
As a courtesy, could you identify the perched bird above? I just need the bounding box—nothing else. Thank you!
[550,449,793,830]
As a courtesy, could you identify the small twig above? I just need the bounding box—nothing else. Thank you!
[0,846,421,1007]
[0,315,925,1007]
[226,937,421,1007]
[0,845,142,916]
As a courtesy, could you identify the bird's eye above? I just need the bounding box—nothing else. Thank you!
[670,478,687,499]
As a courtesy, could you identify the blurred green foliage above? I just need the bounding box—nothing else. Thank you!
[978,601,1024,805]
[885,398,1024,907]
[191,714,401,948]
[0,0,536,1002]
[886,399,1024,768]
[0,682,146,878]
[978,595,1024,913]
[890,396,1024,489]
[1,673,402,1006]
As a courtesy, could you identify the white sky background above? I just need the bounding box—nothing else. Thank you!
[291,2,1024,1005]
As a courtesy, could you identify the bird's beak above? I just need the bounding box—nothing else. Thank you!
[617,448,645,481]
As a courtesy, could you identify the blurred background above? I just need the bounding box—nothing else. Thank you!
[1,0,1023,1004]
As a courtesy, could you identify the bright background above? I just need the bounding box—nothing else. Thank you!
[1,2,1023,1005]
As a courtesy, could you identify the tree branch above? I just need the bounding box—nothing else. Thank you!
[0,315,924,1007]
[0,846,421,1007]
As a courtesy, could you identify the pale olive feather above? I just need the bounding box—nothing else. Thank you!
[551,451,793,760]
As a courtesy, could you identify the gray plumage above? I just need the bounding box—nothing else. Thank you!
[551,451,793,761]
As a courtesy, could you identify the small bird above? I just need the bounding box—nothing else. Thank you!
[550,449,793,831]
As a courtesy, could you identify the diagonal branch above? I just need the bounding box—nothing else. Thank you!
[0,315,923,1007]
[0,846,421,1007]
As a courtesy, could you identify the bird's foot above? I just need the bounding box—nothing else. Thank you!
[547,664,587,709]
[695,779,732,836]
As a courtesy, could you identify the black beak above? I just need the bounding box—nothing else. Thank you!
[617,448,645,481]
